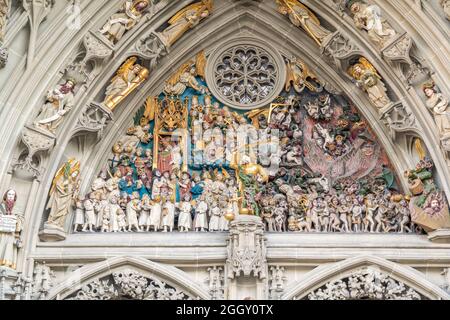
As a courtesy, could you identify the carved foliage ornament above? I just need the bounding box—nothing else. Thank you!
[66,269,193,300]
[303,268,425,300]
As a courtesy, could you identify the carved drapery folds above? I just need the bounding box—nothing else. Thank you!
[66,269,193,300]
[226,215,267,280]
[303,267,426,300]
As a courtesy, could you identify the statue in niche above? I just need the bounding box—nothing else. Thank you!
[0,189,23,270]
[348,1,397,49]
[33,79,76,134]
[158,0,212,48]
[163,51,208,96]
[100,0,150,44]
[441,0,450,20]
[276,0,332,46]
[45,159,81,228]
[103,57,149,111]
[348,57,391,110]
[422,82,450,143]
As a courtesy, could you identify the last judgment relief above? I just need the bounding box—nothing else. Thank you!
[58,44,450,236]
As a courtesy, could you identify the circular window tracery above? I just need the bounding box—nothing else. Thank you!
[206,38,286,110]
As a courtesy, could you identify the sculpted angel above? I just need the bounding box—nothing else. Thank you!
[349,1,397,49]
[104,57,149,110]
[285,56,323,93]
[348,57,391,110]
[100,0,149,44]
[158,0,212,48]
[423,82,450,141]
[34,79,76,134]
[164,51,208,96]
[276,0,332,46]
[46,159,81,228]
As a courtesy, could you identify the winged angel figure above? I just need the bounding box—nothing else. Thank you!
[276,0,332,46]
[285,56,323,94]
[158,0,213,48]
[104,57,149,110]
[347,57,391,110]
[163,51,208,96]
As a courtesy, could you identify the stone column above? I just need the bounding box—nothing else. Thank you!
[225,215,268,300]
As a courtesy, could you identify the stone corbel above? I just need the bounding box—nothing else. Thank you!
[22,0,54,68]
[226,215,267,280]
[381,32,429,86]
[130,31,169,71]
[73,31,114,85]
[321,31,362,73]
[380,101,419,141]
[72,102,114,140]
[10,125,56,180]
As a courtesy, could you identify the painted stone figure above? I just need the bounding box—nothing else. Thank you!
[34,79,76,134]
[194,195,209,232]
[158,0,212,48]
[0,189,23,270]
[348,57,391,110]
[100,0,149,44]
[276,0,332,46]
[178,195,193,232]
[46,159,80,228]
[422,82,450,144]
[104,57,149,110]
[349,1,397,49]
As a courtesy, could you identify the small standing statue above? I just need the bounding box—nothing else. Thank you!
[33,79,76,134]
[177,194,193,232]
[276,0,332,46]
[348,1,397,49]
[422,82,450,144]
[100,0,150,44]
[103,57,149,110]
[230,153,269,216]
[348,57,391,110]
[0,189,23,270]
[158,0,212,48]
[45,159,81,229]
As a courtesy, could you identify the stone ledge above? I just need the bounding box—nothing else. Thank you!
[428,229,450,243]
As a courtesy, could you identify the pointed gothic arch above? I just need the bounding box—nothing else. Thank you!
[281,255,450,300]
[47,256,211,300]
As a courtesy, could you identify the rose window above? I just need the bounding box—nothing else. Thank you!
[206,39,286,110]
